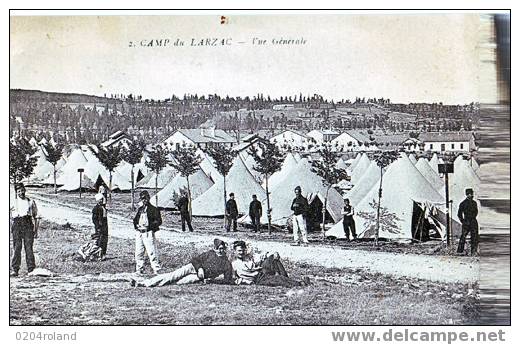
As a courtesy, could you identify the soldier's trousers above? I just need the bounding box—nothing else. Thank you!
[11,216,36,273]
[457,220,479,255]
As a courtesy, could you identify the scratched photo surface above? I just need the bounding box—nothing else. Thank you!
[9,13,509,326]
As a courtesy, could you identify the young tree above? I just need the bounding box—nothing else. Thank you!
[373,150,400,244]
[311,144,349,239]
[121,140,146,210]
[247,142,285,233]
[169,145,203,221]
[89,144,123,201]
[207,145,237,224]
[43,142,64,194]
[9,137,38,189]
[145,145,171,206]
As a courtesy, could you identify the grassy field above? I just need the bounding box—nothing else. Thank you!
[10,218,479,325]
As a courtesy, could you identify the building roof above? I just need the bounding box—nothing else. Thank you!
[101,131,132,148]
[418,132,474,143]
[175,128,236,144]
[308,129,340,136]
[272,128,309,139]
[338,130,370,143]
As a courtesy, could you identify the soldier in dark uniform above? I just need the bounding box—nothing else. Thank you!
[456,188,479,255]
[225,193,238,232]
[249,194,262,232]
[92,193,109,258]
[176,191,194,232]
[342,198,357,241]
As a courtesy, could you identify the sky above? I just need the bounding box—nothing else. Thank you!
[10,14,484,104]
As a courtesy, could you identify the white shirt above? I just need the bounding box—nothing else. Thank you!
[138,206,149,230]
[11,197,38,219]
[232,253,265,285]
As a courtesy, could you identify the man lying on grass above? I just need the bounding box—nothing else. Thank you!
[130,238,233,287]
[231,240,310,287]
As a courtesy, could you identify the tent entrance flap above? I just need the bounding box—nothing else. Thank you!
[411,200,459,242]
[307,195,335,232]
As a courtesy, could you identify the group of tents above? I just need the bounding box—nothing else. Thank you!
[26,144,149,192]
[325,152,481,241]
[25,140,481,242]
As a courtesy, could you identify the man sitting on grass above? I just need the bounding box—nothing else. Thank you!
[231,240,310,287]
[130,238,233,287]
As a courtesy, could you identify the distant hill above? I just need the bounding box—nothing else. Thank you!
[10,89,121,104]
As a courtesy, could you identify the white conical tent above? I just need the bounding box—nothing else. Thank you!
[82,147,133,191]
[429,153,441,172]
[326,156,444,239]
[115,160,148,186]
[449,159,481,206]
[349,153,362,171]
[415,157,445,192]
[470,156,480,176]
[29,137,38,147]
[191,155,265,217]
[152,168,214,209]
[136,166,177,189]
[241,158,344,226]
[30,146,55,181]
[346,161,381,206]
[335,158,349,171]
[50,148,96,191]
[408,154,417,165]
[240,151,264,183]
[350,153,371,184]
[55,155,67,171]
[43,147,88,185]
[293,152,302,161]
[453,154,465,169]
[264,153,298,189]
[197,149,224,184]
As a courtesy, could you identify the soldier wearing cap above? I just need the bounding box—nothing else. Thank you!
[291,186,309,246]
[248,194,262,233]
[92,193,109,259]
[456,188,479,255]
[225,192,238,232]
[10,183,39,277]
[176,190,194,232]
[133,190,162,275]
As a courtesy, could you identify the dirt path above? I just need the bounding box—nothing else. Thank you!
[32,194,479,284]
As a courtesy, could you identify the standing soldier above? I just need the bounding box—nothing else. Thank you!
[225,193,238,232]
[133,191,162,275]
[92,193,109,259]
[457,188,479,255]
[10,183,39,277]
[291,186,309,246]
[176,191,194,232]
[97,185,108,206]
[249,194,262,233]
[342,198,357,241]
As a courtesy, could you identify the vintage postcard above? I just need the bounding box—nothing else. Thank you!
[8,10,510,336]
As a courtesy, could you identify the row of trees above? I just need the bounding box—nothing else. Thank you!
[10,134,401,245]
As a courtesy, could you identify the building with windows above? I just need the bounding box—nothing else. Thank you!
[162,127,236,150]
[307,129,340,144]
[418,132,476,153]
[269,129,309,149]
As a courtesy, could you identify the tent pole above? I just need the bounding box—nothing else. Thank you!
[444,172,451,248]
